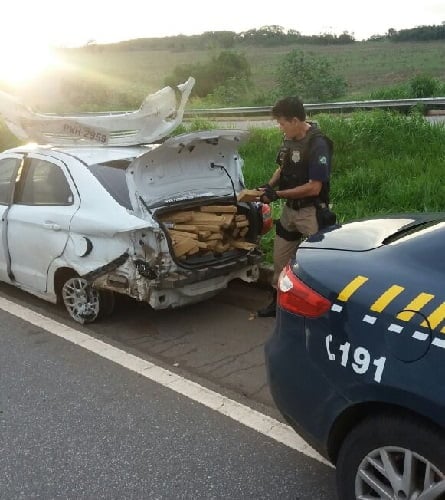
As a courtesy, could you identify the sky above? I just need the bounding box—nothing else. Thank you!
[2,0,445,48]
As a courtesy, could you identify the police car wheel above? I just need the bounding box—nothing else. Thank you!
[336,413,445,500]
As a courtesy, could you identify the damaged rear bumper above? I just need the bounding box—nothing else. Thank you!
[87,250,261,310]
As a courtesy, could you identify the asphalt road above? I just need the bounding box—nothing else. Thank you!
[0,279,278,412]
[0,291,336,499]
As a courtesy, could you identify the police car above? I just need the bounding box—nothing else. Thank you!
[265,213,445,499]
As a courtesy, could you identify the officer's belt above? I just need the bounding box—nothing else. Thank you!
[285,198,316,210]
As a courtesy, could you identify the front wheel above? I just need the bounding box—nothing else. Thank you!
[336,413,445,500]
[62,276,115,324]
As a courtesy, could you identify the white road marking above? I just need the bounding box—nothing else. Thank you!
[331,304,343,312]
[0,297,331,467]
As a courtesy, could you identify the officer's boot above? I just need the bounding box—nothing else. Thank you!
[257,288,277,318]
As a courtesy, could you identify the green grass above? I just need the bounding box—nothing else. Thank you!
[235,110,445,262]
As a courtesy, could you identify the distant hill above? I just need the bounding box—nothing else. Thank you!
[4,25,444,113]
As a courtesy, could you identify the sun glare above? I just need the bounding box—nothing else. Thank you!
[0,44,59,86]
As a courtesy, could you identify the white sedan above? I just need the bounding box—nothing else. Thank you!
[0,80,268,323]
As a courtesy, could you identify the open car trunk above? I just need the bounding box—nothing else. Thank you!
[126,129,263,267]
[155,198,263,267]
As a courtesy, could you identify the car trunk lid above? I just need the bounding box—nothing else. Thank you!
[126,129,249,212]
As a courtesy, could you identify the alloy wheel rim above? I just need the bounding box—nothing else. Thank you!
[356,446,444,499]
[62,277,100,324]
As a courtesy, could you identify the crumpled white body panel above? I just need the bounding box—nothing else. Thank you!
[0,77,195,146]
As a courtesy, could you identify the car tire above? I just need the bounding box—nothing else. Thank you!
[61,276,115,324]
[336,413,445,500]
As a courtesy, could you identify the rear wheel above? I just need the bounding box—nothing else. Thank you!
[62,276,115,324]
[336,413,445,500]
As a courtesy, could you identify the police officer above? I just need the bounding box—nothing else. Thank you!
[257,96,333,317]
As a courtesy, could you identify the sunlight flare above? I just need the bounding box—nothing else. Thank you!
[0,43,59,85]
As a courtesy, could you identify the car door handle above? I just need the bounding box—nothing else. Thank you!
[43,222,62,231]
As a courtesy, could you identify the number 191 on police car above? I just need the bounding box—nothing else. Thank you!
[325,334,386,383]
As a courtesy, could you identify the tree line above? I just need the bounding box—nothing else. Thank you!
[86,24,445,52]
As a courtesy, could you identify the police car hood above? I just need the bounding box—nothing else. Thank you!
[126,129,248,210]
[299,213,444,251]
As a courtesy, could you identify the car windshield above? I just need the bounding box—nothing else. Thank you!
[87,159,133,210]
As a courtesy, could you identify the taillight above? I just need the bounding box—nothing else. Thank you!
[277,265,332,318]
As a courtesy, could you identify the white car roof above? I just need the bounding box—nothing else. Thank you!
[57,146,152,166]
[6,143,152,166]
[6,128,249,169]
[0,77,194,147]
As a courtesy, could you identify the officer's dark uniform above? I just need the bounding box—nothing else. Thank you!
[271,124,333,287]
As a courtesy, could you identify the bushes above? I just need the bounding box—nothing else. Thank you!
[164,50,252,99]
[370,74,445,101]
[198,77,252,107]
[409,74,440,97]
[276,49,347,102]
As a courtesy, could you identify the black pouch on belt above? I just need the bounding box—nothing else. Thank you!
[275,220,302,241]
[316,204,337,229]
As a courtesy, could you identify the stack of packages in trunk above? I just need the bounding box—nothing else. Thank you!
[159,203,257,259]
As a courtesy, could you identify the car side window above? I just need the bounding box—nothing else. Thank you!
[0,157,21,205]
[17,158,73,206]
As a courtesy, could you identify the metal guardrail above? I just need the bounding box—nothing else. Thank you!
[184,97,445,118]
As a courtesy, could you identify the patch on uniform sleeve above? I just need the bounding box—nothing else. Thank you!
[318,155,328,165]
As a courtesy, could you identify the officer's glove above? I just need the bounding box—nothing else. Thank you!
[260,185,279,203]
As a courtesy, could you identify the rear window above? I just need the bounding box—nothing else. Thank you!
[387,220,445,270]
[382,220,442,245]
[87,159,133,209]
